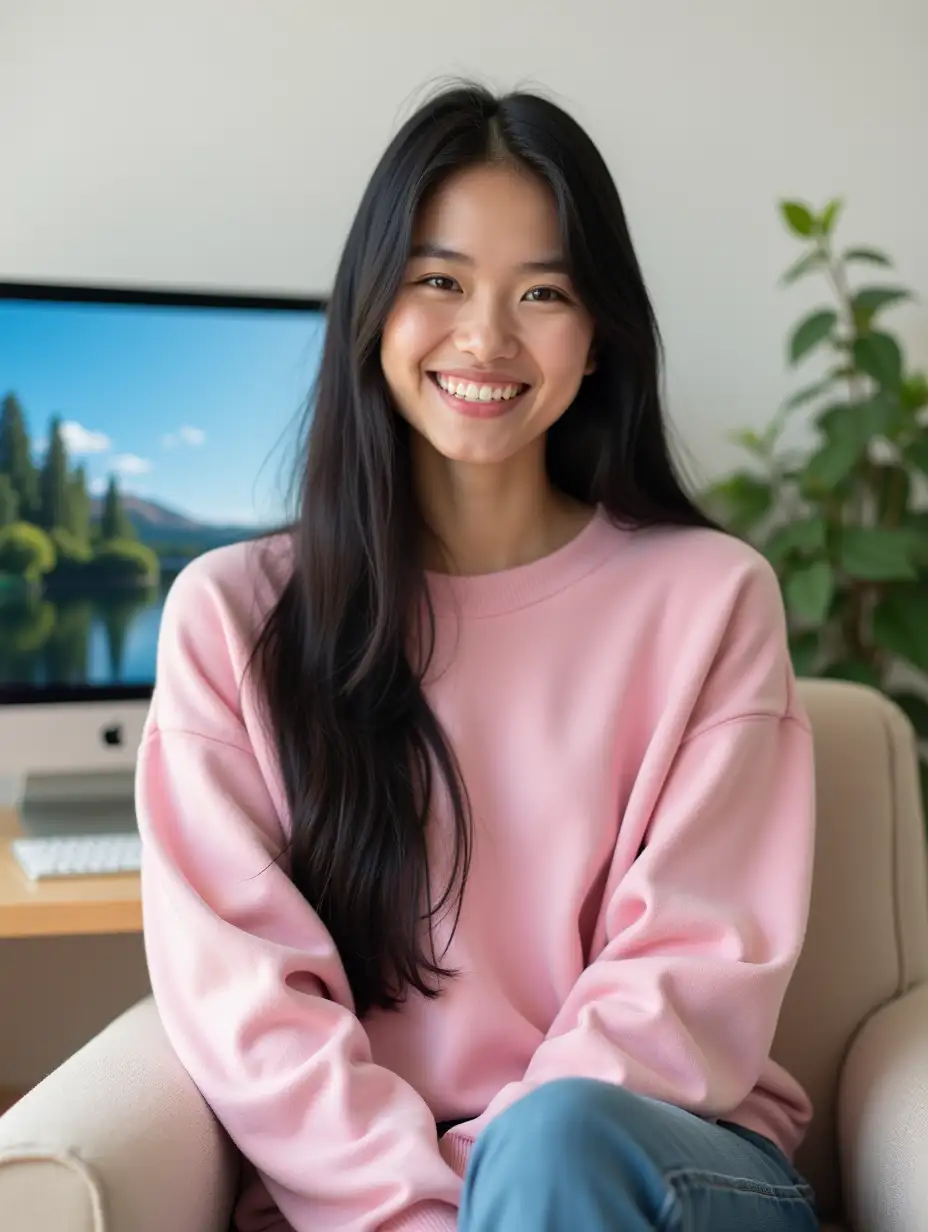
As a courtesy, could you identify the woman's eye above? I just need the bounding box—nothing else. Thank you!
[420,275,459,292]
[523,286,567,304]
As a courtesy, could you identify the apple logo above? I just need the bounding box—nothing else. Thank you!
[102,723,124,748]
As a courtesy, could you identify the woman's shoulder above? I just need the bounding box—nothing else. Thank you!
[148,533,295,736]
[602,520,788,659]
[160,531,295,654]
[612,519,780,608]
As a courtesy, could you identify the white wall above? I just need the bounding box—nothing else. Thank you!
[0,0,926,1084]
[3,0,927,481]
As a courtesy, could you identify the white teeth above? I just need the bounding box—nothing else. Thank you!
[435,374,524,403]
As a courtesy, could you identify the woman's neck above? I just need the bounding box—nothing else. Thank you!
[415,446,593,577]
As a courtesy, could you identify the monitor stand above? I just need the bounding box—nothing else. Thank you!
[18,770,137,839]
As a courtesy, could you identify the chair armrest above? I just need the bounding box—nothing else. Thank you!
[838,981,928,1232]
[0,995,238,1232]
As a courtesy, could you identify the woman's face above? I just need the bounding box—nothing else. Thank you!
[380,163,595,471]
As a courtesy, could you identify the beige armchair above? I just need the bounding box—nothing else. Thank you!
[2,679,927,1231]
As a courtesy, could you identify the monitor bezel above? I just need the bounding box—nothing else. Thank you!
[0,278,327,706]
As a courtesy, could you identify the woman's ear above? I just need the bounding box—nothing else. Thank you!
[584,343,597,376]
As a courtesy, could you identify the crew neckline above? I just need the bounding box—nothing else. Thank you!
[425,505,623,617]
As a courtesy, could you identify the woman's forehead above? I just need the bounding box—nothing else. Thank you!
[412,165,562,267]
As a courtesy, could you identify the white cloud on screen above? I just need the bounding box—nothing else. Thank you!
[112,454,152,475]
[61,421,112,454]
[162,425,205,448]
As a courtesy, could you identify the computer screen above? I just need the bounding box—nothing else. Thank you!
[0,282,326,706]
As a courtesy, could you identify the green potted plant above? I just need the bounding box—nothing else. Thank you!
[706,199,928,807]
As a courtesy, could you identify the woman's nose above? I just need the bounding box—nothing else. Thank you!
[452,300,518,363]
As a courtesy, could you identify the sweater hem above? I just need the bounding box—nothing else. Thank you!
[379,1199,458,1231]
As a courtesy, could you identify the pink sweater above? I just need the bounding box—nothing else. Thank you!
[137,508,815,1232]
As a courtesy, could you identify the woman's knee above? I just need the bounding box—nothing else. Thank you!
[462,1080,667,1228]
[474,1078,645,1165]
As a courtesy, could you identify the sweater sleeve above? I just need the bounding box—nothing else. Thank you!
[441,564,815,1172]
[137,562,459,1232]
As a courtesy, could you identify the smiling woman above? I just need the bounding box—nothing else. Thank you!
[136,82,818,1232]
[381,163,597,553]
[249,87,717,1020]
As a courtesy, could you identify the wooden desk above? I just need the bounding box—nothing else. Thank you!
[0,808,142,939]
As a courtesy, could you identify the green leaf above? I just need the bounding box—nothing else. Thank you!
[820,199,843,234]
[785,560,835,624]
[874,464,911,521]
[901,514,928,566]
[704,473,773,534]
[843,247,892,268]
[802,431,866,489]
[781,201,816,237]
[789,630,822,677]
[891,691,928,740]
[873,587,928,673]
[790,309,838,364]
[781,250,825,286]
[785,377,835,410]
[852,286,912,330]
[839,527,918,581]
[824,659,883,689]
[814,396,891,439]
[900,373,928,412]
[854,286,912,314]
[729,429,771,460]
[906,438,928,478]
[853,332,903,389]
[765,516,828,565]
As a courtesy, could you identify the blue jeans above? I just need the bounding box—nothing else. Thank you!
[452,1078,818,1231]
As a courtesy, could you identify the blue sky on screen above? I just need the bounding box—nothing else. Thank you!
[0,297,326,526]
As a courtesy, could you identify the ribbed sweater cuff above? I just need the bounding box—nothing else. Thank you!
[439,1131,473,1178]
[379,1199,458,1231]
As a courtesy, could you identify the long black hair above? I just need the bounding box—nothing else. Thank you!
[253,83,716,1018]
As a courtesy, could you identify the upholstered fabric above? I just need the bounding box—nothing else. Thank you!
[772,682,928,1222]
[0,996,237,1231]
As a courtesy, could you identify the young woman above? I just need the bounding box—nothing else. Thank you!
[137,84,818,1231]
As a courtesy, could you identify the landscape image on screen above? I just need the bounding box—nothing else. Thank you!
[0,294,325,692]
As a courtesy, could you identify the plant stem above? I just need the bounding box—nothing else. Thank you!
[819,233,874,657]
[822,242,868,406]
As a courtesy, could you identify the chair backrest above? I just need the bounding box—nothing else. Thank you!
[772,680,928,1219]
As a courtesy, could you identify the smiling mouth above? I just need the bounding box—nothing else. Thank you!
[429,372,530,404]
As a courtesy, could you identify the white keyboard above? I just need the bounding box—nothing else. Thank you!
[11,834,142,881]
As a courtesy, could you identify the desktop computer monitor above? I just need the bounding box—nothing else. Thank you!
[0,281,326,835]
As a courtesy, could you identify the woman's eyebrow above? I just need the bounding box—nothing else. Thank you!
[409,242,570,275]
